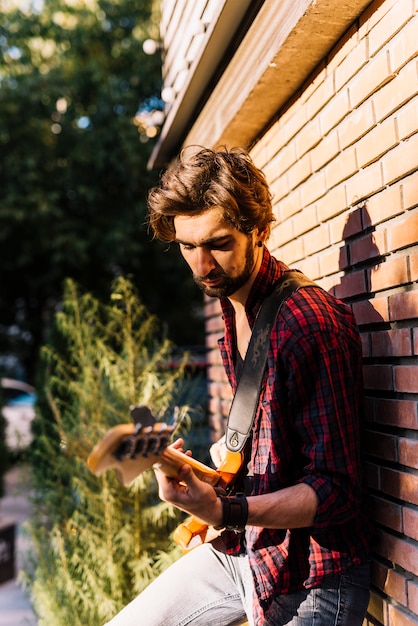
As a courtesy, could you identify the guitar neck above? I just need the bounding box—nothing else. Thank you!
[154,446,220,486]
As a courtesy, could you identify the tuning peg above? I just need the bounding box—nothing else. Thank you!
[129,405,156,427]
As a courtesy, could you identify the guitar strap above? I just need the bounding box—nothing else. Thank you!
[225,270,317,453]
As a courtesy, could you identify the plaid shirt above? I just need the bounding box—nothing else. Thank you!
[218,249,373,623]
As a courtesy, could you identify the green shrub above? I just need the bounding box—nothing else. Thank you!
[24,277,204,625]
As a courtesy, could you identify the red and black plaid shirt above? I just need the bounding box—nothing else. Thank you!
[219,249,373,622]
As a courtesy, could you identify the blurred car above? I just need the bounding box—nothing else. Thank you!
[1,378,36,452]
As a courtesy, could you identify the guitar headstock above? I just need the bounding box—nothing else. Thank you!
[87,405,176,485]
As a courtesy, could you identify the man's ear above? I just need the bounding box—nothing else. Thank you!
[256,227,268,244]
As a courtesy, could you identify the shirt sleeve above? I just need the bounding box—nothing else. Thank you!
[282,315,365,531]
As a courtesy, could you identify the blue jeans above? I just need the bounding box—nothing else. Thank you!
[263,561,371,625]
[104,542,370,626]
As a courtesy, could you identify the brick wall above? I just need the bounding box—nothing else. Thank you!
[205,0,418,623]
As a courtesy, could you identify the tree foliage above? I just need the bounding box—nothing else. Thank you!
[24,277,207,625]
[0,0,204,380]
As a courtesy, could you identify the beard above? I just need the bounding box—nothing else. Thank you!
[193,238,256,298]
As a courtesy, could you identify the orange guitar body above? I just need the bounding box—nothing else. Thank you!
[87,419,244,550]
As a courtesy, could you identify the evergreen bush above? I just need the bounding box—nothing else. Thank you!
[24,277,206,625]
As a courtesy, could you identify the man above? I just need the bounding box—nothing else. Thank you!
[106,147,373,626]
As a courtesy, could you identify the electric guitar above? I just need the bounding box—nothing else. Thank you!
[87,405,244,550]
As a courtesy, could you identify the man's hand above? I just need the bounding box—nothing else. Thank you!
[153,438,223,528]
[209,435,227,468]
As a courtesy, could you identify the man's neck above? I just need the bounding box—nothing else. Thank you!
[227,247,264,315]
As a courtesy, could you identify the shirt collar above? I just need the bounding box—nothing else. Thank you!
[220,247,289,327]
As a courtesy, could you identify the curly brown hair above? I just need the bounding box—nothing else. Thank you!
[147,147,275,242]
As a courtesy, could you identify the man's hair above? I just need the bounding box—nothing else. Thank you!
[147,146,275,242]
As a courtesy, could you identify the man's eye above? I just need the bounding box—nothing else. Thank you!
[211,241,230,251]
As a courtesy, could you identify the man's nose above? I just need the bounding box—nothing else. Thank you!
[194,247,216,276]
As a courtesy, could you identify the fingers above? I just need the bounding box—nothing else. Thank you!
[171,437,192,457]
[172,437,183,448]
[154,463,196,503]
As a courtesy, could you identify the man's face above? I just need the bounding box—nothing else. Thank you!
[174,207,261,299]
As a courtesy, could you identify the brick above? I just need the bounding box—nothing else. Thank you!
[325,146,357,188]
[303,223,330,256]
[352,296,389,324]
[366,590,386,625]
[329,206,362,245]
[372,398,418,429]
[270,216,294,248]
[311,129,340,172]
[371,560,407,604]
[306,72,334,120]
[251,142,267,167]
[350,231,385,265]
[339,100,375,150]
[394,365,418,393]
[402,172,418,210]
[380,468,418,507]
[319,246,346,276]
[317,184,347,223]
[278,98,308,146]
[300,170,327,207]
[263,123,285,163]
[370,496,402,533]
[368,0,414,57]
[390,290,418,321]
[328,23,357,74]
[275,188,302,221]
[206,315,223,335]
[334,269,367,298]
[335,37,368,92]
[294,256,320,281]
[364,395,374,420]
[365,461,380,491]
[397,95,418,141]
[295,118,321,158]
[292,204,318,238]
[399,437,418,470]
[363,364,393,391]
[356,117,398,168]
[264,141,297,181]
[409,252,418,281]
[349,47,395,108]
[366,183,403,226]
[382,134,418,186]
[390,14,418,73]
[287,152,312,189]
[359,0,401,37]
[371,328,412,357]
[388,212,418,252]
[270,173,292,203]
[360,332,371,357]
[319,88,350,136]
[373,60,418,123]
[407,579,418,614]
[281,237,305,265]
[343,205,363,239]
[370,256,408,292]
[207,366,225,385]
[365,430,398,462]
[346,161,384,206]
[414,328,418,355]
[270,172,291,204]
[388,603,418,626]
[404,507,418,542]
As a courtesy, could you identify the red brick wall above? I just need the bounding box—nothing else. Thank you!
[205,0,418,623]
